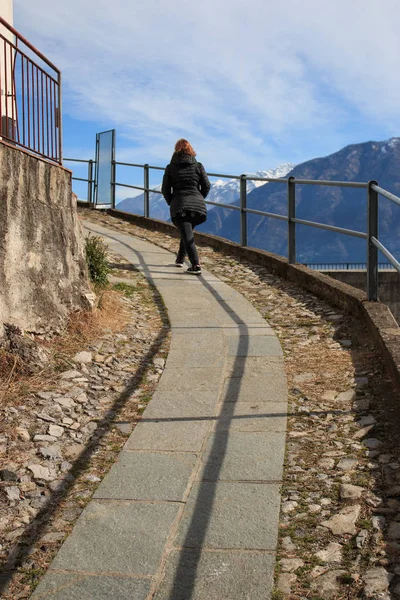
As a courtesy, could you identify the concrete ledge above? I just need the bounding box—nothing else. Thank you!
[104,209,400,391]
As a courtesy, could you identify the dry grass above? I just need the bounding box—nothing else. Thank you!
[0,289,130,409]
[48,289,130,358]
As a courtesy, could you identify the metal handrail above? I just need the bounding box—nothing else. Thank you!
[115,161,145,168]
[246,207,287,221]
[371,184,400,208]
[0,16,59,72]
[64,158,95,204]
[294,179,368,188]
[64,157,93,164]
[69,150,400,301]
[292,218,367,239]
[372,238,400,272]
[205,200,241,211]
[0,16,62,163]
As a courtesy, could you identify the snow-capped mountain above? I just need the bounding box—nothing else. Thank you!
[206,163,295,206]
[207,137,400,263]
[116,163,296,220]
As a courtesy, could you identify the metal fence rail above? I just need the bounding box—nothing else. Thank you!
[0,16,62,163]
[70,144,400,302]
[64,158,95,204]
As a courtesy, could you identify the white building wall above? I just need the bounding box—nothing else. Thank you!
[0,0,13,25]
[0,0,15,138]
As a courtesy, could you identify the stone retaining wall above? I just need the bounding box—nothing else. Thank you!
[0,142,91,333]
[324,271,400,324]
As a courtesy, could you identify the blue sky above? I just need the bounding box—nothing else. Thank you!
[13,0,400,199]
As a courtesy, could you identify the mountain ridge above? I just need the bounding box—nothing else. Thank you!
[199,137,400,263]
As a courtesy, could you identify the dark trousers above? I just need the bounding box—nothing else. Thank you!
[176,219,199,266]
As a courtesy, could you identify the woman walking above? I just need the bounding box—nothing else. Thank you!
[162,139,211,274]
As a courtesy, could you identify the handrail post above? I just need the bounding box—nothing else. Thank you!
[144,164,150,217]
[87,159,94,207]
[57,71,63,164]
[111,158,116,209]
[287,176,296,263]
[240,174,247,246]
[367,181,379,301]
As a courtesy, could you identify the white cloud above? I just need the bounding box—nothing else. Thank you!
[13,0,400,171]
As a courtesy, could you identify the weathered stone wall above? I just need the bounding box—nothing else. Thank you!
[323,271,400,324]
[0,141,91,333]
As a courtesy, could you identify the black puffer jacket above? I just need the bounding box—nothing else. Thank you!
[162,152,211,225]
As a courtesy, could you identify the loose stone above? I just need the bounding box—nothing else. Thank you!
[15,427,30,441]
[321,505,361,535]
[27,464,52,481]
[310,570,347,600]
[340,483,365,500]
[353,425,374,439]
[5,487,20,502]
[363,567,393,598]
[0,469,18,482]
[318,458,335,469]
[281,536,297,551]
[315,542,343,563]
[33,434,57,442]
[277,573,297,596]
[63,443,85,460]
[356,529,369,548]
[336,389,355,403]
[280,558,304,572]
[357,415,376,427]
[60,369,82,380]
[39,445,62,460]
[337,458,358,471]
[372,515,386,530]
[48,425,64,438]
[321,390,337,401]
[353,398,370,412]
[281,501,298,513]
[362,438,382,449]
[54,397,76,409]
[387,521,400,540]
[74,351,93,363]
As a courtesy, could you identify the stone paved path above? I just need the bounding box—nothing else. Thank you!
[31,222,288,600]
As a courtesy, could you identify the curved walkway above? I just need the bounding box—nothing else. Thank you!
[32,222,288,600]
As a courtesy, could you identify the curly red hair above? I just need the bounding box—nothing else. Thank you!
[174,139,196,156]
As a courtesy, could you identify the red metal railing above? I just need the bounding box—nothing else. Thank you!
[0,16,62,164]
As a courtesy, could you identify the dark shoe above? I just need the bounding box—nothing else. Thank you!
[186,265,201,275]
[175,254,185,267]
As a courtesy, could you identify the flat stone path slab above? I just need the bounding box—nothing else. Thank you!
[32,221,288,600]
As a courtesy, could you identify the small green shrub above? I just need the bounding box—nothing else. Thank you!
[85,234,110,287]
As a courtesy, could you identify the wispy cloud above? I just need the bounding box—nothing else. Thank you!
[13,0,400,171]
